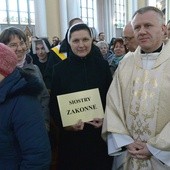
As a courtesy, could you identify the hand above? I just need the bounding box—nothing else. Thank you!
[86,118,103,128]
[127,141,152,160]
[64,119,84,131]
[127,142,144,158]
[135,141,152,159]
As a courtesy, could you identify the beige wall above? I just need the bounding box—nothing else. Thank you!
[45,0,61,43]
[138,0,147,8]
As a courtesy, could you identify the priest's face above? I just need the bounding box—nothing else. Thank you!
[131,11,166,53]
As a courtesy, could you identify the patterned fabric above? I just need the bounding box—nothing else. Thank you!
[102,40,170,169]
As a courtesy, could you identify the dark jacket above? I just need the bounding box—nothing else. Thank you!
[0,68,51,170]
[50,48,113,170]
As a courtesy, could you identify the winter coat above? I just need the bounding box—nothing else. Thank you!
[0,68,51,170]
[50,48,113,170]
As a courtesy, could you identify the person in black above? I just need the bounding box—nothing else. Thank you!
[45,18,83,90]
[45,18,103,90]
[31,38,51,89]
[50,23,113,170]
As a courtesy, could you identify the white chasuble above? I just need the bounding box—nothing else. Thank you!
[102,40,170,170]
[127,55,162,169]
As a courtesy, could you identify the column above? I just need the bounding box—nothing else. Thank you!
[67,0,81,21]
[59,0,68,39]
[59,0,81,39]
[34,0,47,37]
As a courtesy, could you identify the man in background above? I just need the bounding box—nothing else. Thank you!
[123,21,138,52]
[51,36,60,48]
[98,32,106,42]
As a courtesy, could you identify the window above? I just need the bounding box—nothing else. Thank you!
[80,0,94,27]
[0,0,8,24]
[113,0,126,28]
[0,0,35,25]
[148,0,165,10]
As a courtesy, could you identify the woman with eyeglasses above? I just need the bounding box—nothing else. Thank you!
[0,27,50,131]
[0,42,51,169]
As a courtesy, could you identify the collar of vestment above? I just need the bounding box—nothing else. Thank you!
[133,40,170,69]
[141,44,163,54]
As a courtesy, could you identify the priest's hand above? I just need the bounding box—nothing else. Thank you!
[64,119,84,131]
[127,141,152,160]
[86,118,103,128]
[127,142,144,158]
[134,141,152,159]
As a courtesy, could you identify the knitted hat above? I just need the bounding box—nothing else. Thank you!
[0,43,18,77]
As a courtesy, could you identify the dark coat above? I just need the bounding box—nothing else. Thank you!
[0,68,51,170]
[50,48,113,170]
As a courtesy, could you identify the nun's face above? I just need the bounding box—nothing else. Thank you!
[36,43,47,61]
[69,30,93,57]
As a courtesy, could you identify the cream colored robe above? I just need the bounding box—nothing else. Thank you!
[102,40,170,170]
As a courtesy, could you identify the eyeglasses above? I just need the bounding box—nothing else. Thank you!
[122,36,134,41]
[8,41,26,49]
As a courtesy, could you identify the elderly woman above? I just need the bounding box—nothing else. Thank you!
[50,23,113,170]
[0,43,51,169]
[96,40,114,65]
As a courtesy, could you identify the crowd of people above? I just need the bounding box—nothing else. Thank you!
[0,5,170,170]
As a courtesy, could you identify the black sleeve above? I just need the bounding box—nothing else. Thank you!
[44,50,62,89]
[49,64,63,128]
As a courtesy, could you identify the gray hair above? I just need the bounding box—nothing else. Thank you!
[96,41,108,48]
[132,6,164,24]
